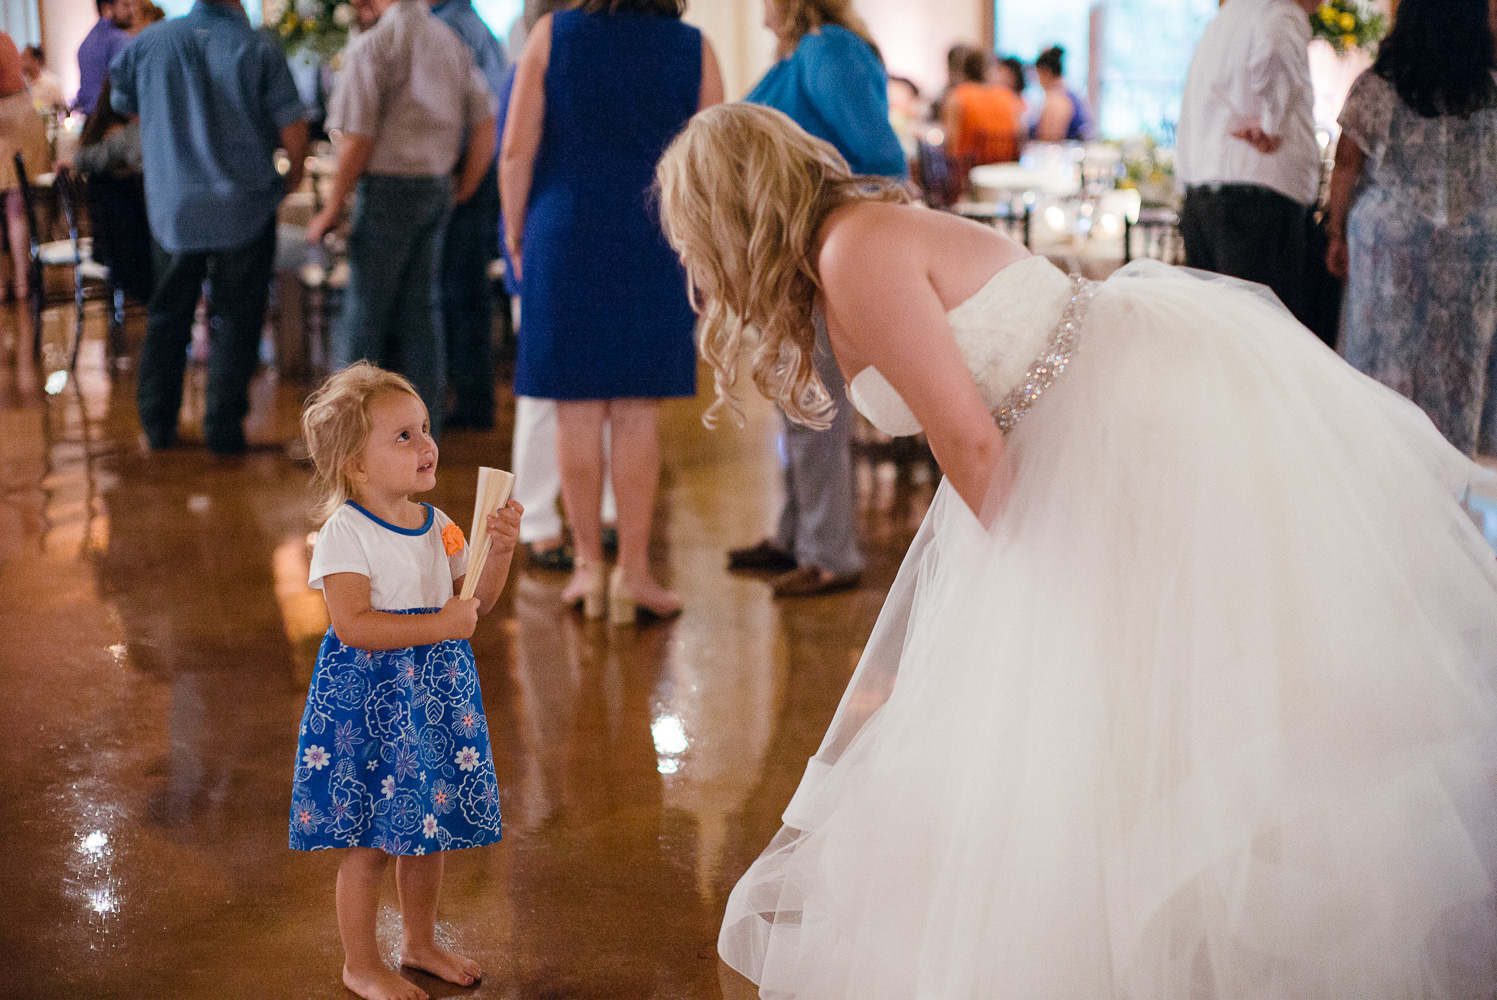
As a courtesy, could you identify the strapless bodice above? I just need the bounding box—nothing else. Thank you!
[846,255,1084,437]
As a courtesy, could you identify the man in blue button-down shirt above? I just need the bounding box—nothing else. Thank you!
[431,0,507,429]
[111,0,308,454]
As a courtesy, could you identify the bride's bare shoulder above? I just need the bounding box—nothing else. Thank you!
[816,202,1025,305]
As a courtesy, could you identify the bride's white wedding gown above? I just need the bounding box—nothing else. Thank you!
[719,256,1497,999]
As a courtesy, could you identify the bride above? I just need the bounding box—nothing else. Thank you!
[656,103,1497,999]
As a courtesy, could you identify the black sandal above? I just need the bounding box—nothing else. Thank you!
[524,542,575,573]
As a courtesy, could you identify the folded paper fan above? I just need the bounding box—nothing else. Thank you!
[459,466,517,600]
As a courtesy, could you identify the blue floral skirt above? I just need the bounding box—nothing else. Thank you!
[289,610,502,854]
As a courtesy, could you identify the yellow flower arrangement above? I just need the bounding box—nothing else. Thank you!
[265,0,353,57]
[1312,0,1388,55]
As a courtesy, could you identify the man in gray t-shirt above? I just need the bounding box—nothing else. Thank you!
[307,0,497,438]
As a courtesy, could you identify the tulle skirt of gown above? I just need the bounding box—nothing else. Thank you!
[719,262,1497,999]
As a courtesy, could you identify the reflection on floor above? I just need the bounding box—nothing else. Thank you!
[0,303,934,998]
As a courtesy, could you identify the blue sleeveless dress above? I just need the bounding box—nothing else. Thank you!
[514,10,701,401]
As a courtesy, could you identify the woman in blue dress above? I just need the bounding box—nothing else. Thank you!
[724,0,910,599]
[1326,0,1497,457]
[500,0,723,623]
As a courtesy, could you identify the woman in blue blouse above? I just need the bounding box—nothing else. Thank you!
[726,0,908,598]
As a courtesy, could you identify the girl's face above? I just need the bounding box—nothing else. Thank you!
[349,390,438,499]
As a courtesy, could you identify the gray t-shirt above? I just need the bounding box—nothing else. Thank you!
[327,0,496,178]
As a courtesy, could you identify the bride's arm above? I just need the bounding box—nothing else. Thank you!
[820,210,1007,521]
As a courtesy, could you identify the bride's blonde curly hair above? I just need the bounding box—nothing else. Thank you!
[655,103,909,429]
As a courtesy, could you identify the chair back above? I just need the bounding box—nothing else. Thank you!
[49,170,89,269]
[53,169,85,250]
[915,139,959,209]
[12,152,42,260]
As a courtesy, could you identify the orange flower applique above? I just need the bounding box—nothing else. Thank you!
[442,522,465,556]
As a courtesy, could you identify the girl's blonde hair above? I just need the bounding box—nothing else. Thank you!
[301,363,424,522]
[655,102,909,429]
[770,0,881,61]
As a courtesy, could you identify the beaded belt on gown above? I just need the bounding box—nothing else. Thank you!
[992,274,1100,434]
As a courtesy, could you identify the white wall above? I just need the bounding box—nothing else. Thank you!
[683,0,777,101]
[861,0,984,98]
[40,0,98,105]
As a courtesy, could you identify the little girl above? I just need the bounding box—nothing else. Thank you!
[290,363,522,1000]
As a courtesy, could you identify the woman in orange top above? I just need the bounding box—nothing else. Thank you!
[943,47,1023,187]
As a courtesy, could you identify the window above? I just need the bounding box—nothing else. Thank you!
[996,0,1218,140]
[1,0,42,48]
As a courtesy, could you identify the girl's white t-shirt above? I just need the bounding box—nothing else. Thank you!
[308,502,470,611]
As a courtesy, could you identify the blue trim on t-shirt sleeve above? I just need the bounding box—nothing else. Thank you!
[346,501,435,536]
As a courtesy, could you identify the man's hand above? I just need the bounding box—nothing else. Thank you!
[1230,124,1282,154]
[306,205,339,245]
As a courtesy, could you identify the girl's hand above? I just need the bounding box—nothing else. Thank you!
[485,500,524,557]
[439,596,480,640]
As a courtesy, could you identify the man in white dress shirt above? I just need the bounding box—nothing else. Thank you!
[1177,0,1321,323]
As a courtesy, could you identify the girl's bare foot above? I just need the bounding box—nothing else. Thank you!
[401,942,483,986]
[342,963,429,1000]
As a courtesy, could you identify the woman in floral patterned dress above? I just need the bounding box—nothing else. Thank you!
[1326,0,1497,456]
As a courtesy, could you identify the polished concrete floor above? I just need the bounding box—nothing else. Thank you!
[0,302,936,999]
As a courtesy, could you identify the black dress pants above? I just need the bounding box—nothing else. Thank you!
[138,220,277,453]
[1181,184,1311,326]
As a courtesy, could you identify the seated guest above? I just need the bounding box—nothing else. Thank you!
[931,42,971,121]
[19,46,65,111]
[55,77,152,305]
[307,0,498,440]
[0,31,51,301]
[989,54,1026,97]
[1031,45,1095,142]
[66,78,140,175]
[887,74,922,158]
[943,46,1023,176]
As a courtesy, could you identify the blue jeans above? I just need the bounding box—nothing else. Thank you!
[333,174,452,436]
[440,159,499,425]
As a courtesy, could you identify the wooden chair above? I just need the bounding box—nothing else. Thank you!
[914,139,959,210]
[13,153,116,370]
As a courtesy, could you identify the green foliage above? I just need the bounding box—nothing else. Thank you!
[264,0,353,58]
[1312,0,1388,56]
